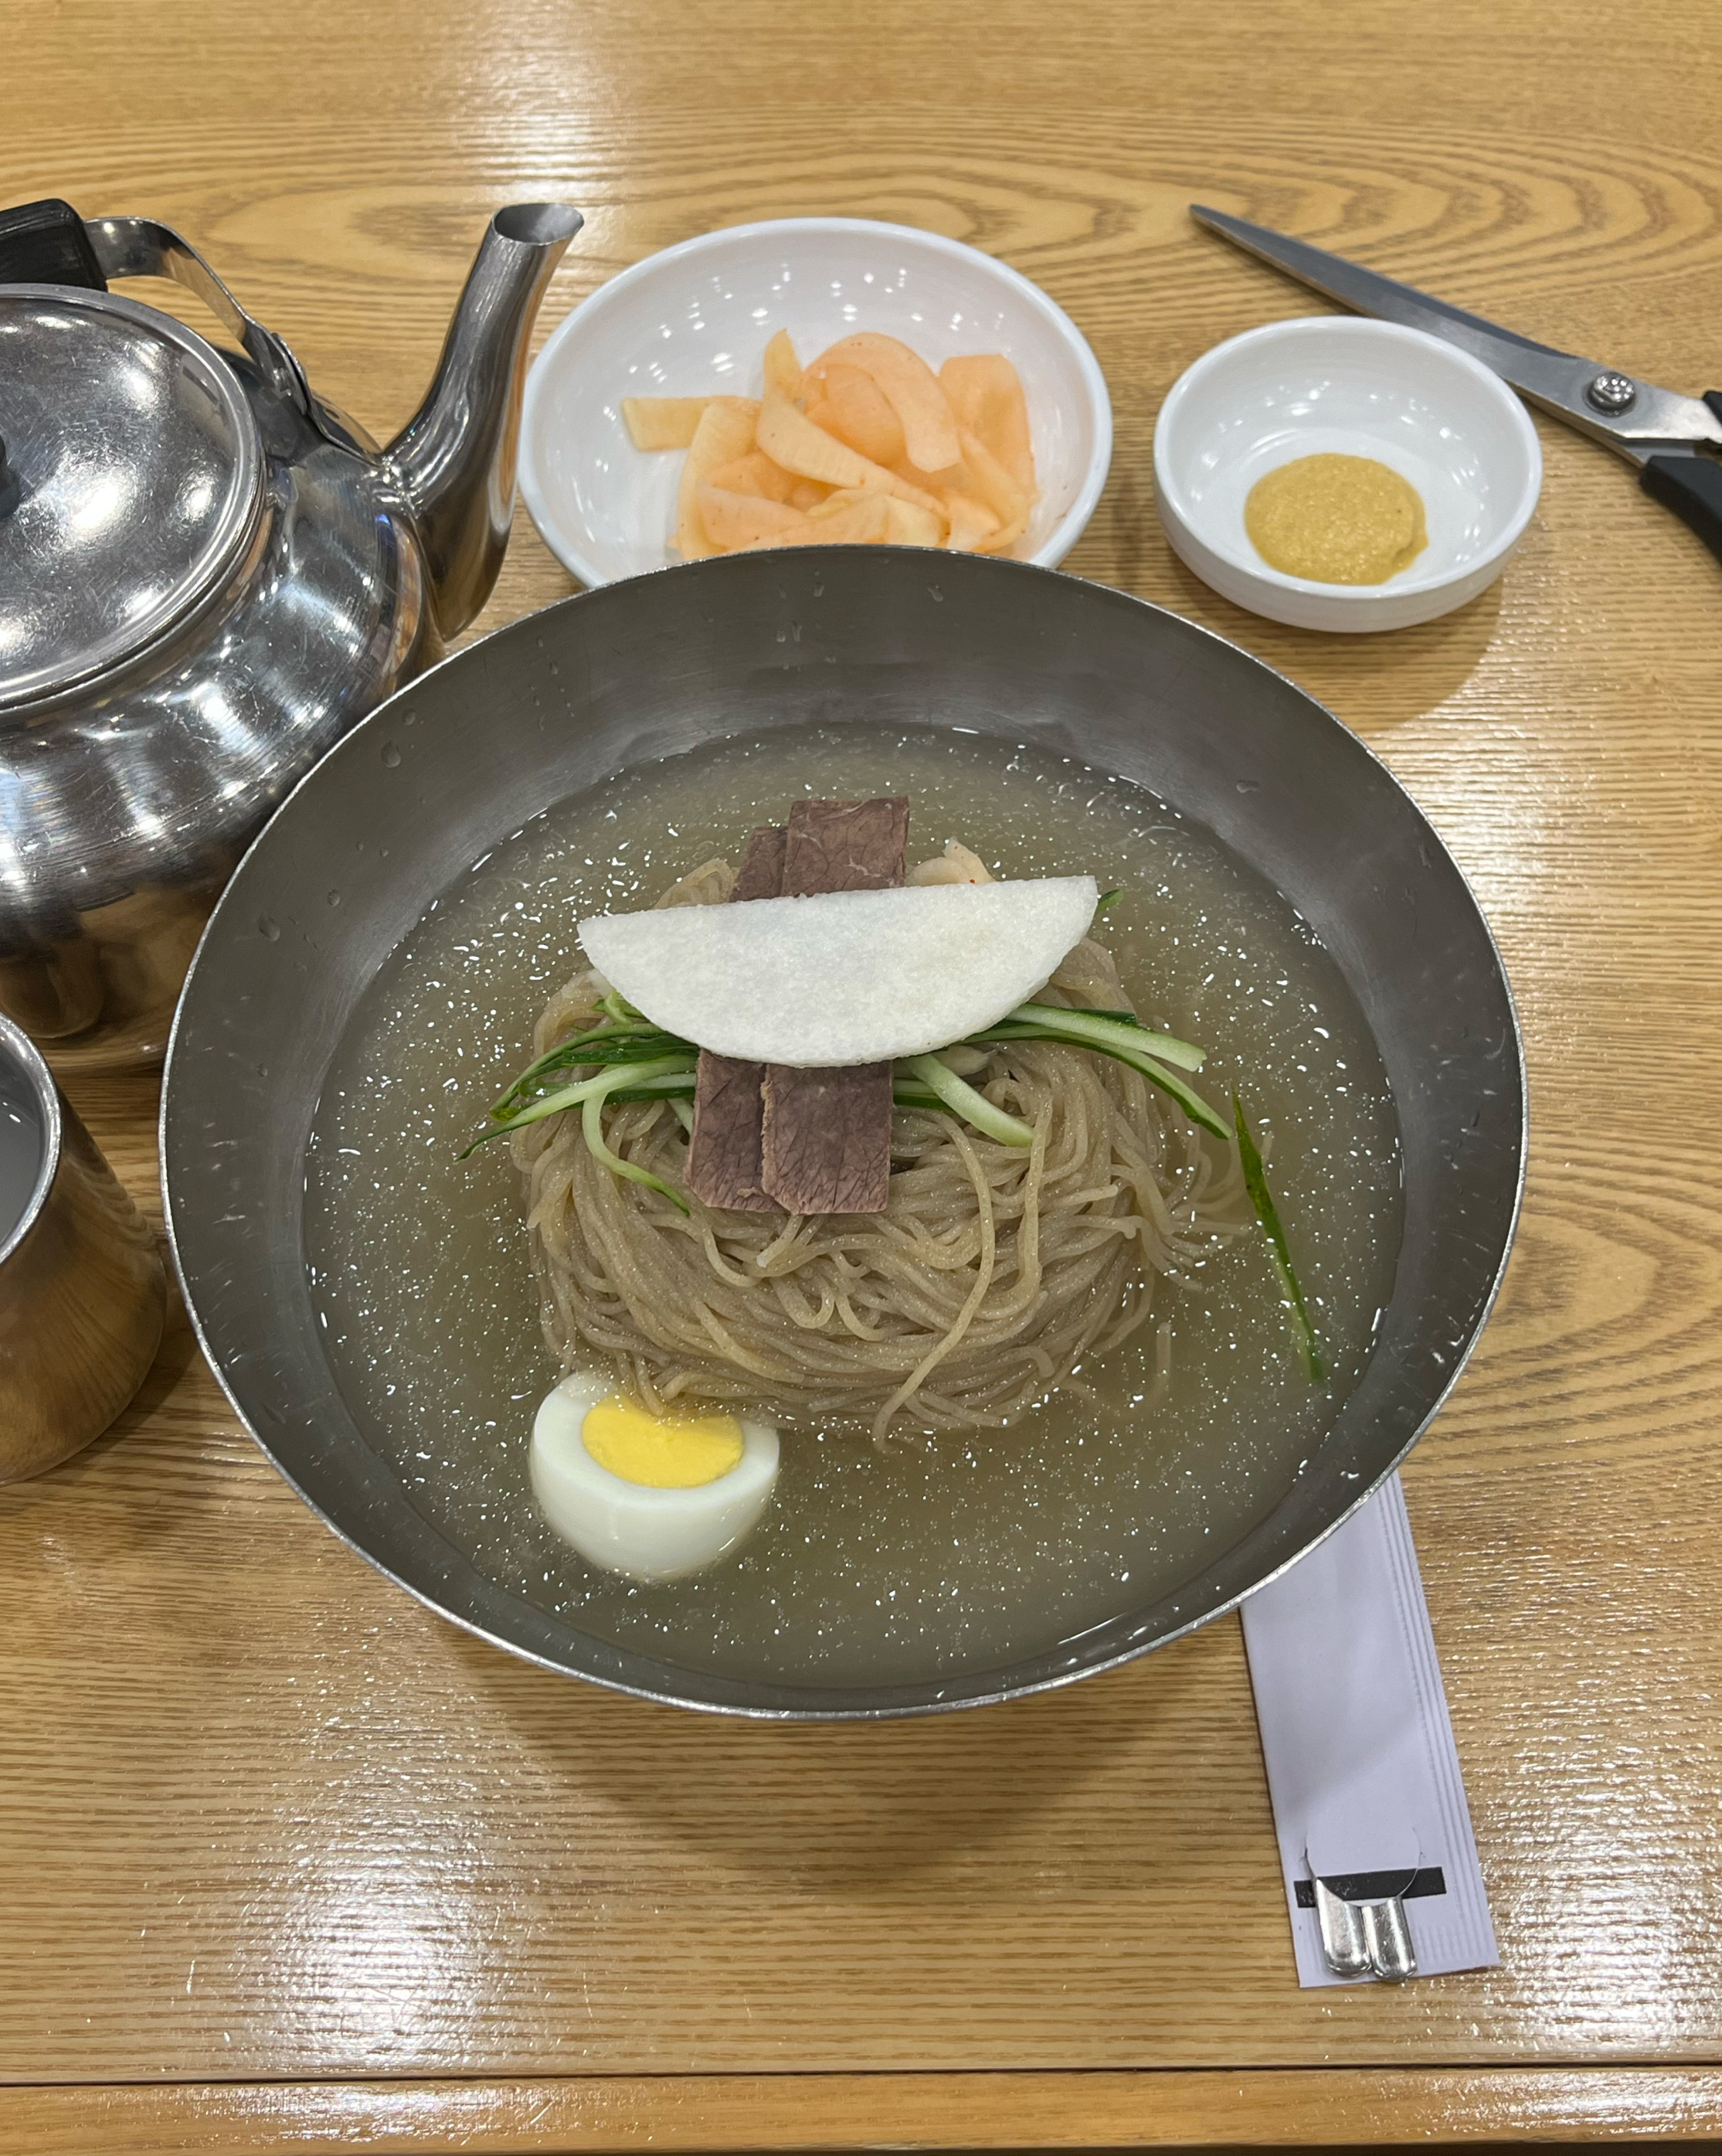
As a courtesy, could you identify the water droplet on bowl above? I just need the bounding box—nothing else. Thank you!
[381,742,402,768]
[327,889,341,907]
[257,915,280,941]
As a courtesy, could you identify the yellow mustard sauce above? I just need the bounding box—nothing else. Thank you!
[1245,453,1428,585]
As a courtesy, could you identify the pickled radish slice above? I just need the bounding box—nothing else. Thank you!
[578,877,1099,1067]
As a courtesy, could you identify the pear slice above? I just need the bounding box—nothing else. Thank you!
[578,877,1099,1069]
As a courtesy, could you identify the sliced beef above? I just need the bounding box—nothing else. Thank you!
[759,1064,894,1216]
[779,796,909,896]
[686,801,909,1216]
[685,825,789,1211]
[687,1051,773,1210]
[730,823,788,903]
[759,796,908,1213]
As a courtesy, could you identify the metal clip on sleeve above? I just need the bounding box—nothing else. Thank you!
[1313,1875,1418,1983]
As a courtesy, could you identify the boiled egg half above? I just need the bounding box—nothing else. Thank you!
[530,1372,780,1583]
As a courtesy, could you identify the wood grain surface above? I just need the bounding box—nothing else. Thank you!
[11,2068,1722,2154]
[5,0,1722,2144]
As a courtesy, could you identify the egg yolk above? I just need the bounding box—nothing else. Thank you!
[580,1395,746,1488]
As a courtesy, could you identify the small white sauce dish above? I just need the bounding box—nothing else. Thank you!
[1153,316,1542,632]
[519,216,1112,588]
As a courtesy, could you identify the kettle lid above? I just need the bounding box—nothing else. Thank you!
[0,284,263,712]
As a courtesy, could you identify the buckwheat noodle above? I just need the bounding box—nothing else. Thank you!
[513,856,1250,1440]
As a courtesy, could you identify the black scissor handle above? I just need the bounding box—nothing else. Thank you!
[1642,417,1722,570]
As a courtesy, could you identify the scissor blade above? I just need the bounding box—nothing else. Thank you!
[1190,205,1722,459]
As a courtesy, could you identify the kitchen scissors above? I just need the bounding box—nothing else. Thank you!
[1193,205,1722,567]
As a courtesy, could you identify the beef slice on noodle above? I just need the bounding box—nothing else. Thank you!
[686,825,791,1211]
[686,1049,775,1211]
[761,798,906,1215]
[684,799,909,1216]
[759,1063,895,1216]
[729,823,788,903]
[779,796,909,897]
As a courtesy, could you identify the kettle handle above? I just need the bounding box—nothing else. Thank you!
[0,198,107,289]
[0,196,318,427]
[86,215,315,418]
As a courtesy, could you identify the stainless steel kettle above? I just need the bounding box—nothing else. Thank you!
[0,196,583,1066]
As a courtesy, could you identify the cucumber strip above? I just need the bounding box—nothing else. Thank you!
[984,1018,1227,1139]
[1233,1095,1325,1384]
[507,1032,690,1091]
[899,1054,1035,1148]
[489,1022,684,1117]
[582,1089,688,1213]
[976,1002,1206,1073]
[552,1046,697,1083]
[1136,1055,1231,1142]
[462,1055,694,1158]
[605,1073,700,1103]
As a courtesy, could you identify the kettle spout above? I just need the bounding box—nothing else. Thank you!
[386,203,582,636]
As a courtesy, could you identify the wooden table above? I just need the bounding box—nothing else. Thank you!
[5,1,1722,2146]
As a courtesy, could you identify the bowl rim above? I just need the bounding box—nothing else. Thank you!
[159,546,1527,1722]
[518,214,1114,587]
[1152,314,1544,604]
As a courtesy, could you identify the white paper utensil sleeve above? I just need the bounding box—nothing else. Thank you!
[1240,1471,1499,1988]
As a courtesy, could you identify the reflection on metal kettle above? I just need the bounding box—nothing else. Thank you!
[0,196,583,1066]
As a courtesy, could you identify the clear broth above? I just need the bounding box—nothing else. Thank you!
[304,726,1401,1687]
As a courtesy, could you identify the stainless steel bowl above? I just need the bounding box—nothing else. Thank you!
[161,549,1525,1719]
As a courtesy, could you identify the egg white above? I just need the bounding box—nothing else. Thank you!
[529,1372,780,1583]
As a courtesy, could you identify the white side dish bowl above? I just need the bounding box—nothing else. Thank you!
[1153,317,1543,632]
[519,216,1112,588]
